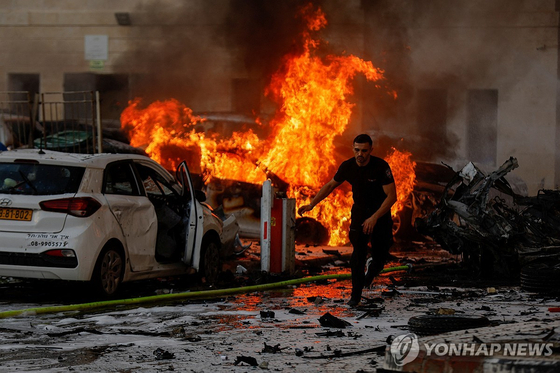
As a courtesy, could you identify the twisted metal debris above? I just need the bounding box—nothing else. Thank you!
[416,157,560,277]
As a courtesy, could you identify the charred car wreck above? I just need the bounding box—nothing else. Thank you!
[416,157,560,279]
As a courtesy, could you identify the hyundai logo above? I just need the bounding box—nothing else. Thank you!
[0,198,12,207]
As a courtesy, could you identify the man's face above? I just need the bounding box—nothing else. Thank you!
[353,142,372,166]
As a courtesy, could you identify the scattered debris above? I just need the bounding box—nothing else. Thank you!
[347,331,363,339]
[234,356,258,366]
[318,312,351,328]
[361,296,385,304]
[315,330,345,337]
[153,348,175,360]
[260,310,275,320]
[235,265,248,274]
[416,157,560,277]
[288,308,306,315]
[259,361,269,369]
[306,296,325,304]
[262,343,286,353]
[302,345,385,359]
[322,249,341,258]
[355,304,384,319]
[184,334,202,342]
[381,288,399,297]
[294,346,314,357]
[171,325,186,338]
[233,234,252,256]
[46,327,104,337]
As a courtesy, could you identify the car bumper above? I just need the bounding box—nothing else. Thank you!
[0,250,77,268]
[0,218,111,282]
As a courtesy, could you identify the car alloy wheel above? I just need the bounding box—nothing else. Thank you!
[96,248,124,296]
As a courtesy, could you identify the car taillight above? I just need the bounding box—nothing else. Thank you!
[44,249,76,258]
[40,197,101,217]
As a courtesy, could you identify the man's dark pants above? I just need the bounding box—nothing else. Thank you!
[348,207,393,301]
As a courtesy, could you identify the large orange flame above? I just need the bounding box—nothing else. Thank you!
[386,148,417,217]
[120,5,416,246]
[121,99,266,183]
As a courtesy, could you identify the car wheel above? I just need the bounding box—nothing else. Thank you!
[92,246,124,297]
[295,217,330,246]
[200,238,221,285]
[393,206,413,238]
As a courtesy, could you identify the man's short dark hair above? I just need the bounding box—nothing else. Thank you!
[353,134,372,146]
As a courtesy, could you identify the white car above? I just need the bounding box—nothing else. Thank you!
[0,149,239,296]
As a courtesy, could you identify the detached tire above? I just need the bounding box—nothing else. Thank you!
[408,315,490,336]
[200,238,221,285]
[92,246,124,297]
[521,263,560,293]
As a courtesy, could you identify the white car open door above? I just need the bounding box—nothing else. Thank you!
[176,161,203,266]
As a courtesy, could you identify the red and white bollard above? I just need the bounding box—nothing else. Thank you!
[260,180,296,274]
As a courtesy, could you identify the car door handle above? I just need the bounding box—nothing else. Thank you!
[114,209,122,220]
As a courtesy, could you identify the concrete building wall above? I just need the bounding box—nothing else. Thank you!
[0,0,558,194]
[0,1,130,91]
[430,2,558,194]
[364,0,559,194]
[0,0,234,111]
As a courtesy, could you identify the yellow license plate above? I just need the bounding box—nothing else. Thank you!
[0,208,33,221]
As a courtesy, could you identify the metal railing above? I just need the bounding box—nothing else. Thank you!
[0,91,102,154]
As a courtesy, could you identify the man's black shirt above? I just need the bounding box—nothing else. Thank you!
[333,155,394,219]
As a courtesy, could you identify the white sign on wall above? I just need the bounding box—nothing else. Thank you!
[84,35,108,61]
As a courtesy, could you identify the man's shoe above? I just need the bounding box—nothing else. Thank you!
[347,298,360,307]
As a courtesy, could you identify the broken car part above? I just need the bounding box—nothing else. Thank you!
[416,157,560,278]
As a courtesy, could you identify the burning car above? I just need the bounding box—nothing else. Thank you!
[0,149,238,297]
[391,160,458,239]
[414,157,560,278]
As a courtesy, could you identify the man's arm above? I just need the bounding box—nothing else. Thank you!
[298,178,342,216]
[362,182,397,234]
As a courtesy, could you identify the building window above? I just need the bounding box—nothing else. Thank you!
[64,73,129,121]
[7,73,39,110]
[8,73,39,100]
[467,89,497,166]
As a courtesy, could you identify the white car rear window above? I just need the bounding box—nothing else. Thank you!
[0,162,85,195]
